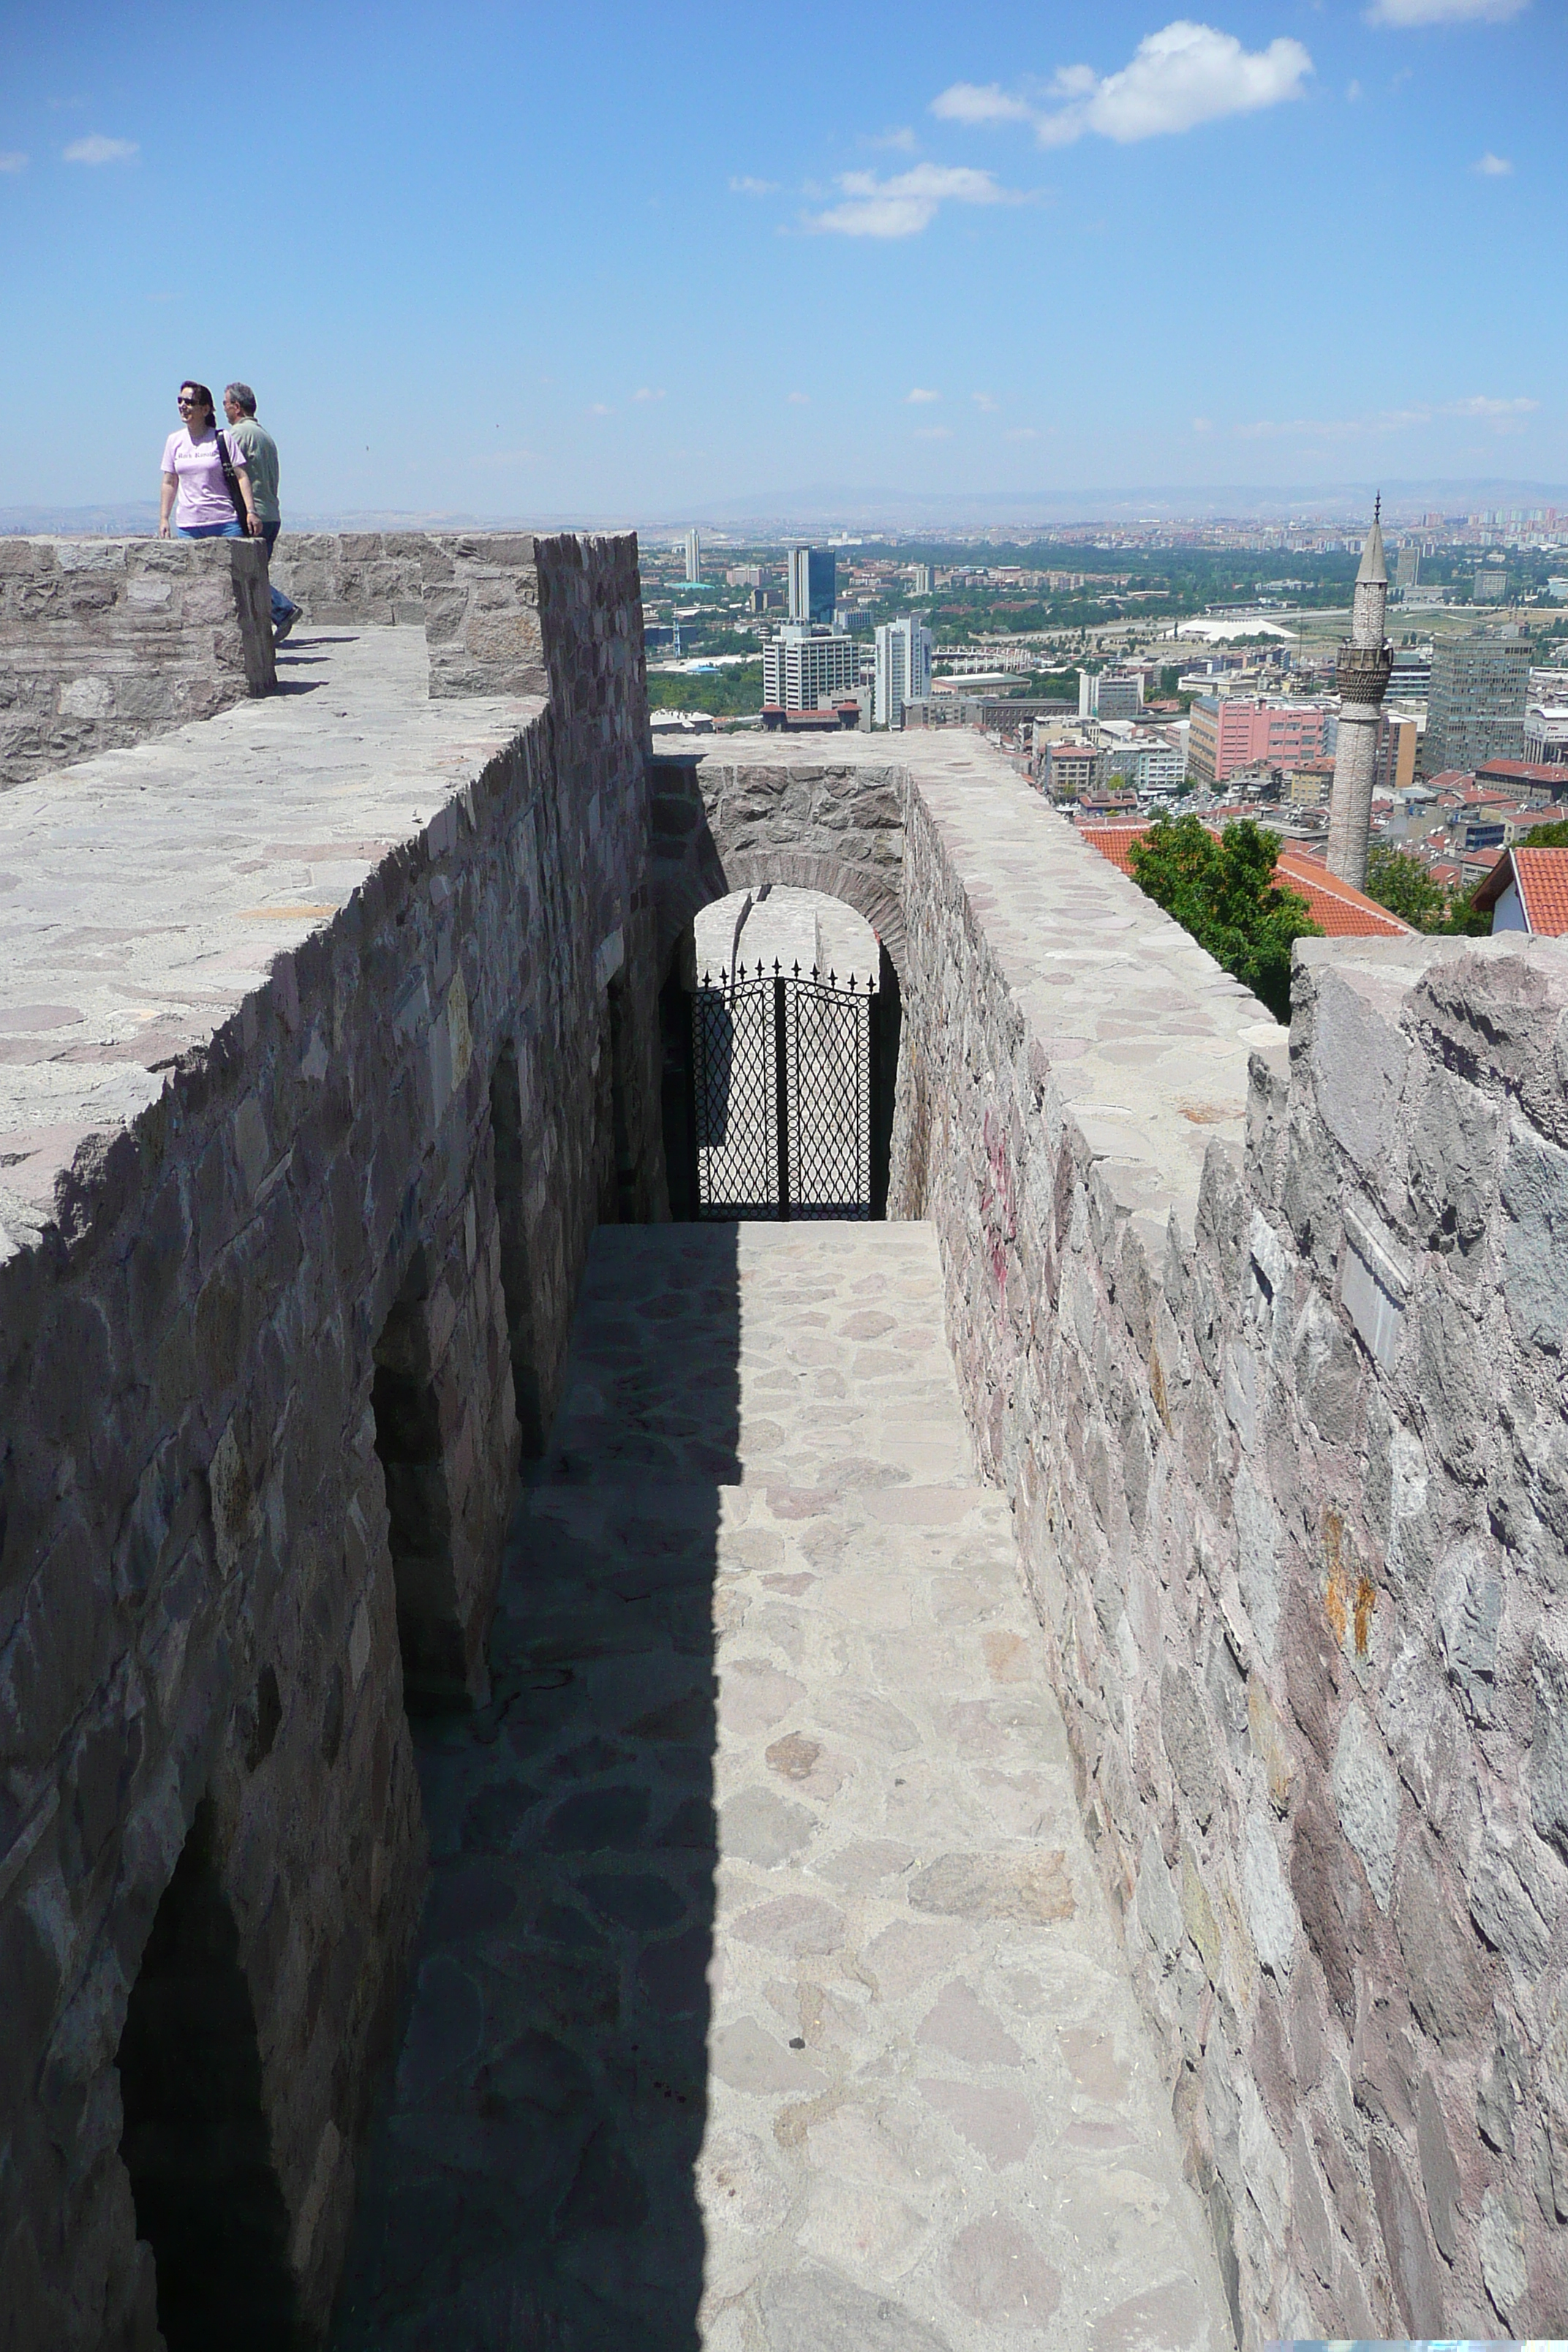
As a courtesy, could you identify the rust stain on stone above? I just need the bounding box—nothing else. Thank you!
[1322,1507,1376,1659]
[1322,1508,1349,1647]
[1148,1338,1172,1437]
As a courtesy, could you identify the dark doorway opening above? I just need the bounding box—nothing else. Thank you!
[606,976,638,1224]
[116,1800,301,2351]
[490,1045,546,1458]
[372,1262,468,1711]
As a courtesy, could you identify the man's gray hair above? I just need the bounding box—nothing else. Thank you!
[225,382,257,415]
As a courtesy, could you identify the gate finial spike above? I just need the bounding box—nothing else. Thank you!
[829,968,837,986]
[793,959,800,979]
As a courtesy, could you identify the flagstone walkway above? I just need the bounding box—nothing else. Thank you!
[332,1222,1232,2351]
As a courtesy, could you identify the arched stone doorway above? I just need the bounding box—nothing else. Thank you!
[659,884,902,1223]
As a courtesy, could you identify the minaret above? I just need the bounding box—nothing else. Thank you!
[1324,497,1394,889]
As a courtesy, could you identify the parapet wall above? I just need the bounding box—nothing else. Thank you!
[0,537,275,791]
[897,767,1568,2341]
[266,531,426,629]
[0,533,660,2345]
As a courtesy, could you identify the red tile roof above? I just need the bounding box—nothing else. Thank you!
[1474,845,1568,935]
[1077,825,1412,938]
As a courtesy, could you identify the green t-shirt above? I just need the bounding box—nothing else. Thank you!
[226,415,281,524]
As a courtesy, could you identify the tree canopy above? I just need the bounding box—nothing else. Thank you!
[1127,815,1321,1023]
[1363,842,1492,935]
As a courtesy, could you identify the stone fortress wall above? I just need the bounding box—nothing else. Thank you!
[897,790,1568,2340]
[0,532,663,2345]
[1,532,1564,2344]
[0,538,275,791]
[677,734,1568,2341]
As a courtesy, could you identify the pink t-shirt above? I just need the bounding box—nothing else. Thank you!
[160,426,246,529]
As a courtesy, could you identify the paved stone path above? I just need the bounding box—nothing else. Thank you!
[333,1224,1232,2351]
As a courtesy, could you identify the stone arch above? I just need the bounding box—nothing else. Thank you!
[647,749,909,989]
[116,1798,303,2349]
[666,848,906,984]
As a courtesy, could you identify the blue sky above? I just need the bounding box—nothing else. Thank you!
[0,0,1561,520]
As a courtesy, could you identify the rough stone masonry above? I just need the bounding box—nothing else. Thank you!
[0,535,661,2345]
[1,537,1565,2348]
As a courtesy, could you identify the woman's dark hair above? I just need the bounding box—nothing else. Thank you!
[178,380,215,423]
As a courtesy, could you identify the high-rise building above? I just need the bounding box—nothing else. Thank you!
[788,546,837,626]
[1188,696,1333,787]
[911,564,934,595]
[763,625,861,714]
[1395,545,1420,590]
[684,529,701,584]
[1325,505,1393,889]
[1424,633,1531,774]
[1079,671,1145,721]
[1474,567,1509,603]
[872,617,932,728]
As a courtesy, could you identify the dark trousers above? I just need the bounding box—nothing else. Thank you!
[260,523,299,628]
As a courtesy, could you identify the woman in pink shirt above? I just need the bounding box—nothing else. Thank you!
[157,380,261,539]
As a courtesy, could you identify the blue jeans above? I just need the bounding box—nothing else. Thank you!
[261,521,300,631]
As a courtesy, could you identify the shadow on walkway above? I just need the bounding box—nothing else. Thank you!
[333,1226,739,2350]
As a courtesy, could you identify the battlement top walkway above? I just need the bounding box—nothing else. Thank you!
[0,630,537,1246]
[333,1218,1233,2351]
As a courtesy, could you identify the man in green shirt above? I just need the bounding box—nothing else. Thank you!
[223,383,301,644]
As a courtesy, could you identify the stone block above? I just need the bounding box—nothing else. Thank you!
[1528,1624,1568,1862]
[1331,1699,1399,1910]
[1370,2132,1445,2336]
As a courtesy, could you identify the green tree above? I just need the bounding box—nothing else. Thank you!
[1128,815,1321,1023]
[647,663,763,719]
[1364,844,1450,930]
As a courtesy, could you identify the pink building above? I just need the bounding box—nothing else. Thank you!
[1189,695,1331,786]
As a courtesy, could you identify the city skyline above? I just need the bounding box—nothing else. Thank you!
[0,1,1561,519]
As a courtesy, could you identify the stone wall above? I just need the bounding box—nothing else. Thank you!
[0,537,275,791]
[0,534,662,2345]
[897,770,1568,2341]
[266,532,426,630]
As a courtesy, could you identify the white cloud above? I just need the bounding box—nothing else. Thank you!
[1367,0,1526,23]
[1236,410,1431,440]
[972,391,998,410]
[62,135,138,165]
[932,82,1037,125]
[1346,78,1365,99]
[905,387,941,404]
[1234,395,1537,440]
[1447,393,1537,421]
[0,151,27,173]
[865,126,919,152]
[1191,417,1215,434]
[805,162,1018,238]
[935,21,1312,149]
[1473,151,1512,173]
[913,426,953,440]
[729,175,779,195]
[787,391,810,404]
[1004,427,1039,441]
[587,402,613,416]
[633,386,666,402]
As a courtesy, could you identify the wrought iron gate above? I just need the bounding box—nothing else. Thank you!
[689,962,881,1220]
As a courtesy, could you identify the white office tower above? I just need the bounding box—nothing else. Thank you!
[763,625,861,712]
[684,529,701,584]
[873,617,932,728]
[1325,501,1393,890]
